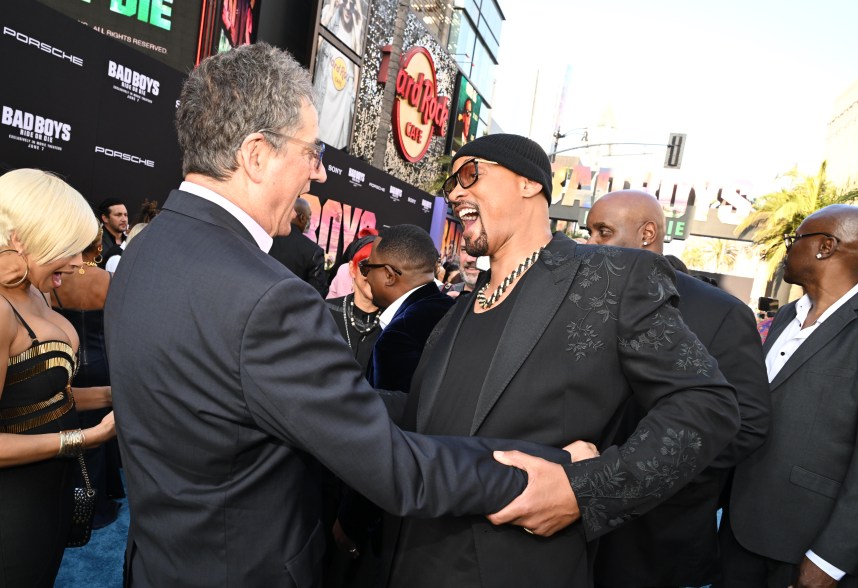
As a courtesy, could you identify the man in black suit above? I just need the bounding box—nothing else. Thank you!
[363,224,454,393]
[104,44,571,588]
[383,134,740,587]
[268,197,329,296]
[584,189,770,587]
[720,204,858,588]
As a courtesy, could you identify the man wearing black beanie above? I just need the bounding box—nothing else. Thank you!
[383,133,741,587]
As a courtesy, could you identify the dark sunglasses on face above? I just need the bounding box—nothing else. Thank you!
[442,158,498,199]
[358,259,402,277]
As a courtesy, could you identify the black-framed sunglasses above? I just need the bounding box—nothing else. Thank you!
[783,232,840,250]
[358,259,402,277]
[441,158,498,199]
[257,128,326,171]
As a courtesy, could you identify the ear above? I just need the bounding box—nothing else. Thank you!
[818,235,838,258]
[8,233,25,254]
[519,177,544,200]
[383,266,398,287]
[237,132,269,184]
[641,221,658,246]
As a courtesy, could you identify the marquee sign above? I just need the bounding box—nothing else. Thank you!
[392,46,448,162]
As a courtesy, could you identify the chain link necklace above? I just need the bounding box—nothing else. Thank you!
[476,247,543,310]
[342,293,381,350]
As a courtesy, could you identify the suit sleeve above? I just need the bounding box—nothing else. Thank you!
[238,277,565,518]
[564,253,740,540]
[706,302,770,469]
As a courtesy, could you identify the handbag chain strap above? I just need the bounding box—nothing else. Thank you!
[77,453,95,497]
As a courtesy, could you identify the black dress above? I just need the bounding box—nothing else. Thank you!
[53,290,124,527]
[0,303,79,587]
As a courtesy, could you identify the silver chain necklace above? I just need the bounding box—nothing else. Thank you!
[342,293,380,349]
[476,247,543,310]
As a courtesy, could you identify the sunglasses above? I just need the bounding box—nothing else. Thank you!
[358,259,402,277]
[441,158,498,199]
[257,128,326,171]
[783,231,840,250]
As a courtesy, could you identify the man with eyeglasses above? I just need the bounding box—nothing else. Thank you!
[383,133,740,587]
[720,204,858,588]
[104,45,572,587]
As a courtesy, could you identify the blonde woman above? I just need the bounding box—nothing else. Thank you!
[0,169,115,587]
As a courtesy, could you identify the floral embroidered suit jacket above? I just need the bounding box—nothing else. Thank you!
[391,232,741,588]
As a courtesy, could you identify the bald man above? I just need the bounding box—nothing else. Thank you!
[268,197,329,296]
[720,205,858,588]
[586,190,770,588]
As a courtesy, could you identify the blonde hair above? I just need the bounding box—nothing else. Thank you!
[127,222,147,242]
[0,169,98,264]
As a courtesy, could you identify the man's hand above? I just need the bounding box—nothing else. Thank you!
[563,440,599,462]
[487,450,579,536]
[789,556,838,588]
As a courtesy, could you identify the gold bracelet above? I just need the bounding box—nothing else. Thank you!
[57,429,85,458]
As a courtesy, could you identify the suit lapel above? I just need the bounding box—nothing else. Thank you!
[469,235,581,435]
[769,295,858,390]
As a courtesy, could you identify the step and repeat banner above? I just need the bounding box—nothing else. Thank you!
[1,0,441,248]
[1,0,186,217]
[305,145,443,265]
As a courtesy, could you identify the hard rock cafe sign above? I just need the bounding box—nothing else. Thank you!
[392,47,449,162]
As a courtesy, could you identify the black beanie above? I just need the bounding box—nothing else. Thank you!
[452,134,553,201]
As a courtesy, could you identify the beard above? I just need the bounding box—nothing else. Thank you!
[464,227,488,257]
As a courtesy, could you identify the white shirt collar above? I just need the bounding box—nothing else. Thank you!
[792,280,858,329]
[179,181,273,253]
[379,284,425,329]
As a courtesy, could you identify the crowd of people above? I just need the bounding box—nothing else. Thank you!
[0,41,856,588]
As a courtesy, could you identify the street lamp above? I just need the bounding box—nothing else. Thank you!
[550,127,588,162]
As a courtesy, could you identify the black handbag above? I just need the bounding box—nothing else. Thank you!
[67,453,96,548]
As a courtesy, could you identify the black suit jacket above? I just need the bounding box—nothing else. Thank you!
[594,270,770,587]
[389,233,740,588]
[367,282,454,394]
[268,224,328,297]
[104,190,568,587]
[728,290,858,578]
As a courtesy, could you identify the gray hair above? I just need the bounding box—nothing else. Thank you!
[176,43,316,180]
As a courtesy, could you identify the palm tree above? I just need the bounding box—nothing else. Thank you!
[736,161,858,281]
[680,237,739,273]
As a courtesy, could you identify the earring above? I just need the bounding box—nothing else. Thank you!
[816,253,822,259]
[0,249,29,288]
[642,241,649,246]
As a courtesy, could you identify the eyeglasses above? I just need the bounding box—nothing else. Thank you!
[257,129,326,171]
[358,259,402,277]
[783,232,840,250]
[441,158,498,199]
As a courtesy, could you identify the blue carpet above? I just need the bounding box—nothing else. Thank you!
[55,494,128,587]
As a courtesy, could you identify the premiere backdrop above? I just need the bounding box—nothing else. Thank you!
[36,0,203,72]
[1,0,185,217]
[305,145,443,265]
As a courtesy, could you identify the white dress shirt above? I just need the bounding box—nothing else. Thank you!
[180,181,273,253]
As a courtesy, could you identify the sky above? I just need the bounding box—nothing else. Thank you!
[490,0,858,196]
